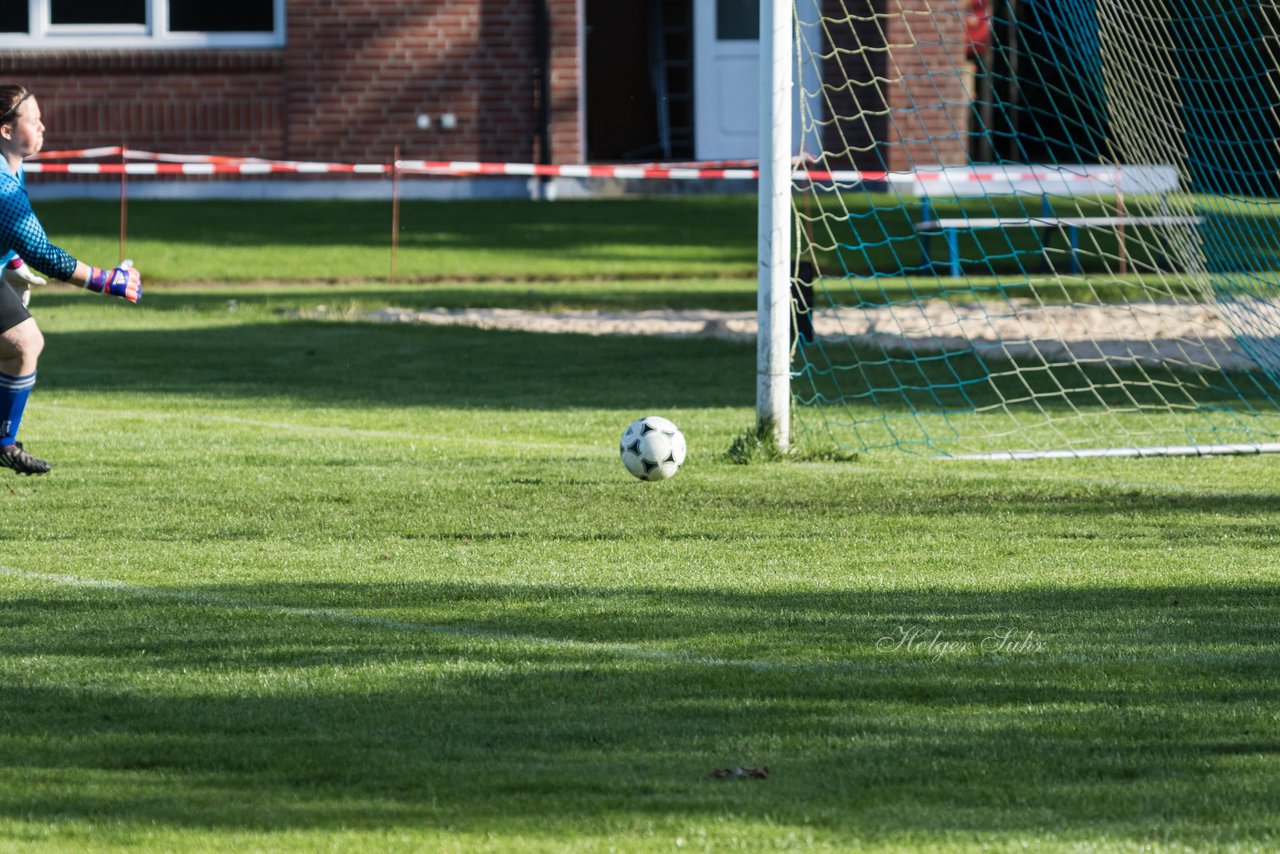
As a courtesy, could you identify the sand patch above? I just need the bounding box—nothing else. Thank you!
[347,300,1266,373]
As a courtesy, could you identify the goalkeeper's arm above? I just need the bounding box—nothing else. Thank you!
[1,179,141,304]
[3,256,142,305]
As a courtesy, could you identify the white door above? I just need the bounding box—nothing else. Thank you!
[693,0,823,162]
[694,0,760,161]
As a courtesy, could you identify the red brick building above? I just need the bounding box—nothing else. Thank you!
[1,0,581,166]
[0,0,970,170]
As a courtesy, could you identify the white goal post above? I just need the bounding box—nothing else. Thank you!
[757,0,794,452]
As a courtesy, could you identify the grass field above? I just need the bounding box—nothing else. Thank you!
[35,195,1247,315]
[37,197,759,282]
[2,200,1279,851]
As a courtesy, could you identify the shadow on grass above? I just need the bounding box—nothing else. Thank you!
[40,318,755,411]
[0,582,1277,844]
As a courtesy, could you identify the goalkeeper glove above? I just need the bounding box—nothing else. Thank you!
[3,256,47,309]
[86,262,142,304]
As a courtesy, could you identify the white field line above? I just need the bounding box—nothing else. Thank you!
[0,565,813,673]
[11,567,1248,672]
[40,403,607,454]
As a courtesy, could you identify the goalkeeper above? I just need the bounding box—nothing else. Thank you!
[0,84,141,476]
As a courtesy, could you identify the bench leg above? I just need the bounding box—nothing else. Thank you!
[1069,226,1081,274]
[947,229,960,278]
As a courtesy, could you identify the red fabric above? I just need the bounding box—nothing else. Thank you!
[967,0,991,59]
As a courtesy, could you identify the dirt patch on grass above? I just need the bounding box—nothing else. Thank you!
[333,300,1264,373]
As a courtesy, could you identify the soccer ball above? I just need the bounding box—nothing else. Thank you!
[619,416,687,481]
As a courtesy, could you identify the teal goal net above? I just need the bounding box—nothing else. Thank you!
[790,0,1280,457]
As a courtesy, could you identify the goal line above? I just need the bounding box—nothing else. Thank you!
[945,442,1280,461]
[0,565,853,675]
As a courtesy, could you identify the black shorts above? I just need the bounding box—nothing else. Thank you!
[0,280,32,334]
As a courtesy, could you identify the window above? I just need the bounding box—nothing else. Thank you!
[0,1,29,33]
[171,0,275,33]
[53,0,146,26]
[0,0,283,47]
[716,0,759,41]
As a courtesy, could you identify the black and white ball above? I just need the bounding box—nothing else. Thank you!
[619,416,687,481]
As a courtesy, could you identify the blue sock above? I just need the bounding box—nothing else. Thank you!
[0,371,37,447]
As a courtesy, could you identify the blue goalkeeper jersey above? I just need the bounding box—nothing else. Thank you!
[0,165,77,281]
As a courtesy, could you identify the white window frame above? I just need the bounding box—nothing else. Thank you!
[0,0,285,49]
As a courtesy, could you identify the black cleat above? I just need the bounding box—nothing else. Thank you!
[0,442,51,476]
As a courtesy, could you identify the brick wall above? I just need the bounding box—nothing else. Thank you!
[547,0,581,163]
[821,0,889,173]
[0,0,583,165]
[0,51,286,157]
[881,0,971,170]
[284,0,577,163]
[822,0,971,173]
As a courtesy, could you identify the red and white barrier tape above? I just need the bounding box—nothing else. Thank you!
[26,156,768,179]
[27,161,389,176]
[26,147,1120,186]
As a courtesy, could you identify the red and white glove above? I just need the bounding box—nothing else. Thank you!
[3,256,47,309]
[86,261,142,304]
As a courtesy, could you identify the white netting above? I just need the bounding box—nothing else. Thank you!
[791,0,1280,456]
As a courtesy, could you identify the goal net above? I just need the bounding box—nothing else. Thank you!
[787,0,1280,458]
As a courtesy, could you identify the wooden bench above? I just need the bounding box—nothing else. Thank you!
[915,212,1204,278]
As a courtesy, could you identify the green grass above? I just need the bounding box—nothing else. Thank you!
[2,288,1279,851]
[36,197,758,282]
